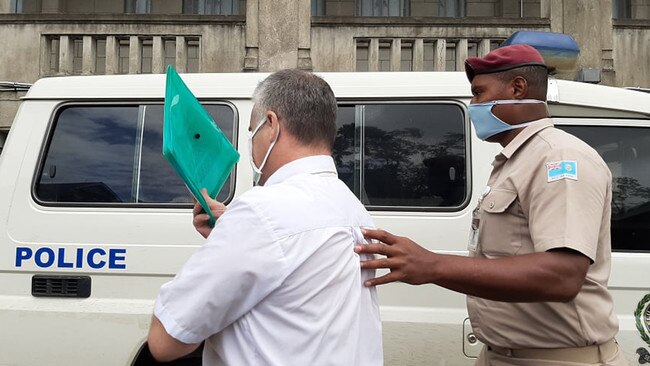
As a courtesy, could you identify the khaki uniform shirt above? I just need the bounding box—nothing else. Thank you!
[467,118,619,349]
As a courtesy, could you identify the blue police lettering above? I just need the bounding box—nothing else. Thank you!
[35,247,55,267]
[109,249,127,270]
[15,247,32,267]
[15,246,127,269]
[87,248,106,269]
[57,248,73,268]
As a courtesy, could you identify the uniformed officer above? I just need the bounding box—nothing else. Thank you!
[355,44,628,365]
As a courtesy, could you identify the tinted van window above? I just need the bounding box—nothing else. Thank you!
[333,103,468,210]
[560,125,650,252]
[36,103,236,205]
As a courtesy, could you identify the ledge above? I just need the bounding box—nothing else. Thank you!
[0,13,245,25]
[312,16,550,28]
[613,18,650,29]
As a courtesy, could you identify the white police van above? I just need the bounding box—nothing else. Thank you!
[1,70,650,365]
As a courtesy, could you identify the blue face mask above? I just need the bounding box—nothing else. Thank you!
[468,99,546,141]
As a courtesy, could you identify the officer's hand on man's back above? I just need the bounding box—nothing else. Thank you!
[355,228,437,286]
[193,188,226,239]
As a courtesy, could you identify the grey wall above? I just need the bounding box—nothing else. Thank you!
[614,23,650,88]
[0,0,649,130]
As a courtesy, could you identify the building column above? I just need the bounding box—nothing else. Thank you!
[456,39,468,72]
[551,0,614,84]
[105,36,119,75]
[82,36,96,75]
[478,39,491,57]
[244,0,259,71]
[390,38,401,71]
[297,0,312,70]
[152,36,165,74]
[413,39,424,71]
[129,36,141,74]
[176,36,187,73]
[59,35,73,75]
[40,36,50,76]
[257,0,299,71]
[368,38,379,72]
[434,39,446,71]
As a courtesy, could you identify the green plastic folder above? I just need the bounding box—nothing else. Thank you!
[163,66,240,227]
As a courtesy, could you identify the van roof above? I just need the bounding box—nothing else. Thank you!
[24,72,650,117]
[25,72,472,99]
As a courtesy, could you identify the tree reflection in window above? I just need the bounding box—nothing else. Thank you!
[560,125,650,252]
[333,103,467,209]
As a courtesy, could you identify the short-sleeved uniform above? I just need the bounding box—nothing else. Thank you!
[154,155,383,365]
[467,119,623,364]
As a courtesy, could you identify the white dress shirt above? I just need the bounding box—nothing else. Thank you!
[154,155,383,365]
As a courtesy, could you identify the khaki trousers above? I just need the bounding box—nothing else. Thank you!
[475,345,629,366]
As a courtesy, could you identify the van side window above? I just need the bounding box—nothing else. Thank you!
[35,104,236,205]
[333,103,468,210]
[559,125,650,252]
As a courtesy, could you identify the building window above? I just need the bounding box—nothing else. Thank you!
[358,0,410,16]
[468,41,478,58]
[423,41,435,71]
[499,0,541,18]
[95,38,106,74]
[439,0,465,17]
[72,38,83,74]
[183,0,240,15]
[614,0,650,19]
[118,39,130,74]
[378,40,391,71]
[490,40,502,51]
[10,0,23,13]
[187,39,200,73]
[612,0,631,18]
[445,42,456,71]
[333,103,467,209]
[312,0,326,16]
[48,37,60,73]
[400,41,413,71]
[141,38,153,73]
[125,0,151,14]
[164,38,176,69]
[356,40,370,72]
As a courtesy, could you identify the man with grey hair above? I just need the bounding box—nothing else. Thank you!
[148,69,383,365]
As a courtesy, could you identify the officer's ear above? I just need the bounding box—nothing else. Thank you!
[511,76,528,99]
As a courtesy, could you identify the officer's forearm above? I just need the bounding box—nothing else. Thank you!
[430,250,590,302]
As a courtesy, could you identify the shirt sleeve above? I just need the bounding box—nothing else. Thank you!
[526,148,611,262]
[153,195,287,344]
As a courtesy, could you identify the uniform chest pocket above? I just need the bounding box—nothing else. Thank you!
[478,189,523,257]
[482,189,517,213]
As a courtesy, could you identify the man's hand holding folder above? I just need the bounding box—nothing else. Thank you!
[193,188,226,239]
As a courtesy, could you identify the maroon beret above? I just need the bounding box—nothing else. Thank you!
[465,44,546,82]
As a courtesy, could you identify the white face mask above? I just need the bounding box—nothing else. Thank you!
[248,116,279,186]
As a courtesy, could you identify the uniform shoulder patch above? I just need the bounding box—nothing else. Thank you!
[546,160,578,182]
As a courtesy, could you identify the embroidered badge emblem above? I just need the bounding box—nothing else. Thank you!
[546,160,578,182]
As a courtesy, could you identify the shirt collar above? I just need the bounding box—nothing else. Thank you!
[500,118,554,159]
[264,155,338,186]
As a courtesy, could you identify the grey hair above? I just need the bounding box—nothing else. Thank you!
[252,69,337,149]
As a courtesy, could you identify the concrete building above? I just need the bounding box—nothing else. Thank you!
[0,0,649,150]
